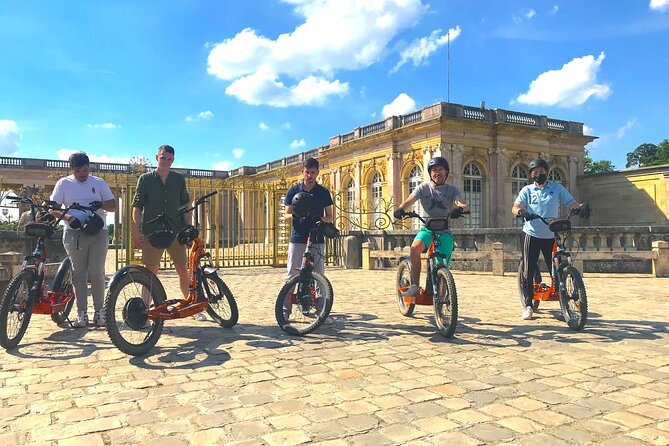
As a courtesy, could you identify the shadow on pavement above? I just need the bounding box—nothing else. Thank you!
[8,327,113,360]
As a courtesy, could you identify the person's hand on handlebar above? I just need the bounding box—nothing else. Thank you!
[89,201,103,211]
[393,208,405,219]
[517,208,540,221]
[449,206,464,219]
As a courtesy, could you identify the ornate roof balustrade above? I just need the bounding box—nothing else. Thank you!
[0,102,585,180]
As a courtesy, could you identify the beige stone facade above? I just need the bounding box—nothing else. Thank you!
[256,102,594,229]
[579,165,669,226]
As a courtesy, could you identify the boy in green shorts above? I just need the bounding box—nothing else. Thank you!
[393,156,468,298]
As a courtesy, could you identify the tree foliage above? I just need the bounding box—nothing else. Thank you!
[583,149,615,175]
[625,139,669,168]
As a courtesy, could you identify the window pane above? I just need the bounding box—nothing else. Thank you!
[463,162,482,229]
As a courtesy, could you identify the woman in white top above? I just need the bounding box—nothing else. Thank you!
[50,152,117,328]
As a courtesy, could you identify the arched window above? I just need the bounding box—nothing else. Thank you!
[407,166,422,229]
[346,178,357,229]
[371,172,383,227]
[463,162,483,228]
[511,164,528,227]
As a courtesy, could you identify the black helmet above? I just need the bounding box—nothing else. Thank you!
[176,225,198,245]
[291,191,314,219]
[427,156,449,173]
[528,158,549,174]
[81,213,105,236]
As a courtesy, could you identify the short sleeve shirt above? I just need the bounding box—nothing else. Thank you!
[132,170,190,235]
[515,181,576,239]
[284,183,333,244]
[411,182,463,228]
[50,174,114,229]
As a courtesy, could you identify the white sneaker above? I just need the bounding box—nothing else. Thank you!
[72,311,89,328]
[93,309,106,327]
[522,306,533,320]
[193,312,207,321]
[401,284,420,298]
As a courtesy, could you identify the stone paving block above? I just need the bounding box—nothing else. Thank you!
[261,429,311,446]
[412,415,459,434]
[629,427,669,445]
[599,436,648,445]
[57,433,105,446]
[480,402,523,418]
[507,396,547,411]
[526,410,573,427]
[448,408,492,425]
[629,403,669,420]
[339,414,380,432]
[429,430,482,445]
[496,416,542,434]
[348,431,394,446]
[604,411,655,429]
[552,402,601,419]
[465,422,516,443]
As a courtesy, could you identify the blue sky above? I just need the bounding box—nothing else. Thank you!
[1,0,668,171]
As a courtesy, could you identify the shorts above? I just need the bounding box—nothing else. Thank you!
[413,227,454,266]
[142,235,187,265]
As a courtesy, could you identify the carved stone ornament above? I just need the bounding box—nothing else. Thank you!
[376,158,387,178]
[539,152,553,163]
[487,147,508,156]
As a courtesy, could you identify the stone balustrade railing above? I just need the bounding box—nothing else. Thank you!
[354,226,669,275]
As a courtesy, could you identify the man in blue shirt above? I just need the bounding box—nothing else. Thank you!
[284,157,334,282]
[512,158,589,320]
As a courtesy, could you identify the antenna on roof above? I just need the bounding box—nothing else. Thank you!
[447,30,451,103]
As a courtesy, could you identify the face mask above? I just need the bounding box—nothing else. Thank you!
[534,173,547,185]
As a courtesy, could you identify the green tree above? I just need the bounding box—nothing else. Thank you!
[625,140,669,168]
[583,149,615,175]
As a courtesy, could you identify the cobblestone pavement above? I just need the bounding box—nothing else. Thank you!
[1,263,668,446]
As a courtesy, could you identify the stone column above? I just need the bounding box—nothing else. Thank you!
[488,147,508,228]
[446,144,465,189]
[652,241,669,277]
[387,152,402,208]
[568,155,581,201]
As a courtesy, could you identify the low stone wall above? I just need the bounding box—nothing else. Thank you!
[354,225,669,274]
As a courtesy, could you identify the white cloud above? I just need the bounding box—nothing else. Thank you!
[514,52,611,107]
[87,122,120,129]
[185,110,214,122]
[232,148,245,159]
[650,0,669,12]
[290,138,306,149]
[583,124,594,135]
[225,71,348,107]
[0,120,20,156]
[390,26,460,73]
[382,93,416,118]
[617,118,636,139]
[283,122,291,130]
[513,9,536,23]
[207,0,428,107]
[259,122,270,131]
[551,5,559,15]
[213,160,232,171]
[56,149,130,164]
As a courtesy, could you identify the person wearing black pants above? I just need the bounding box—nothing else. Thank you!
[512,158,589,320]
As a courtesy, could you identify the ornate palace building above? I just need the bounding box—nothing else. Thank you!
[252,101,594,230]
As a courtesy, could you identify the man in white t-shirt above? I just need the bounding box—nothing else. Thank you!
[50,152,117,328]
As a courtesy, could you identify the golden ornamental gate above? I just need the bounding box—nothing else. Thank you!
[106,173,288,270]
